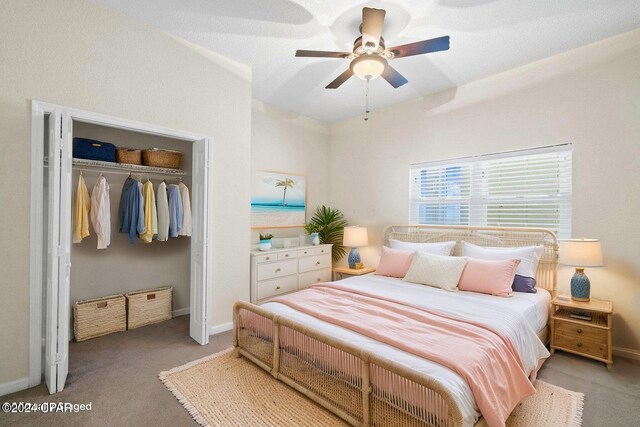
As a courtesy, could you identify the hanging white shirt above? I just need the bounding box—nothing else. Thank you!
[90,175,111,249]
[178,182,192,237]
[156,181,170,241]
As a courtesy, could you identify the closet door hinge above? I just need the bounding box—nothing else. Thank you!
[55,353,61,364]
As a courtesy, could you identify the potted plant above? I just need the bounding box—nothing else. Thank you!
[308,206,348,263]
[304,223,322,245]
[258,233,274,251]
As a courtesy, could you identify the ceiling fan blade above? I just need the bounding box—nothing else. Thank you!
[381,65,408,88]
[388,35,450,58]
[296,50,351,58]
[362,7,386,51]
[326,68,354,89]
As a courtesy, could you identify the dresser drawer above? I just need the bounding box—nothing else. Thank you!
[256,259,297,281]
[298,268,331,289]
[255,253,277,264]
[256,275,298,301]
[299,254,331,273]
[555,321,607,344]
[554,334,608,360]
[277,251,297,261]
[298,246,330,257]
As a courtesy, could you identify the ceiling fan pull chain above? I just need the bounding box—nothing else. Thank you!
[364,78,370,121]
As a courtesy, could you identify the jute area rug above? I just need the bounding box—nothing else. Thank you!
[159,348,584,427]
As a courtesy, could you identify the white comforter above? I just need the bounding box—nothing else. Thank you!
[262,275,550,427]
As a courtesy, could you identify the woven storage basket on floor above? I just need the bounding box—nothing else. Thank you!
[126,286,172,329]
[116,148,142,165]
[142,148,182,169]
[73,294,126,342]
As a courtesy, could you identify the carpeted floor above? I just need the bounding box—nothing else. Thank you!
[2,315,639,426]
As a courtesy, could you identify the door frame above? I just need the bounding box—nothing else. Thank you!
[29,100,213,389]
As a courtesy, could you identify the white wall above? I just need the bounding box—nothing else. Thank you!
[251,101,331,244]
[329,29,640,355]
[0,0,251,386]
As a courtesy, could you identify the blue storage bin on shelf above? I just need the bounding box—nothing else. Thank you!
[73,138,116,163]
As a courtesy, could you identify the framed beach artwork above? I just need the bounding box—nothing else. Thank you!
[251,171,307,229]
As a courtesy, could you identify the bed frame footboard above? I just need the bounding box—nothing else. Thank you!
[233,301,465,427]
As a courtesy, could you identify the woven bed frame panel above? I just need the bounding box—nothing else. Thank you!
[234,225,558,427]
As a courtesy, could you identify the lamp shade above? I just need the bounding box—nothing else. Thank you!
[559,239,604,267]
[343,226,368,247]
[350,55,387,80]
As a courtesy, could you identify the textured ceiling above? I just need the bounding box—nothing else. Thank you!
[92,0,640,122]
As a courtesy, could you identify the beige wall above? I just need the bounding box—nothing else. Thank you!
[329,30,640,354]
[250,101,331,244]
[0,0,251,385]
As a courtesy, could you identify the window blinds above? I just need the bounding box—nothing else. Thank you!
[409,144,572,238]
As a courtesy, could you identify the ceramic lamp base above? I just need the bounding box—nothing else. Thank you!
[348,247,361,269]
[570,268,591,301]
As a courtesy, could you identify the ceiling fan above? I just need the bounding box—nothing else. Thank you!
[296,7,450,89]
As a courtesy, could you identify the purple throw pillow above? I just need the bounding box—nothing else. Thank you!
[512,275,537,293]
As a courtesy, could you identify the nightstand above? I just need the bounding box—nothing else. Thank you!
[332,266,376,281]
[550,296,613,369]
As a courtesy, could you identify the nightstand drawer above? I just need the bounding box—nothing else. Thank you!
[299,254,331,273]
[555,334,608,360]
[256,275,298,301]
[298,247,330,257]
[555,321,607,344]
[256,259,297,281]
[299,268,331,289]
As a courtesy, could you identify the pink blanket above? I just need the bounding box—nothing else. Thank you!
[272,284,535,427]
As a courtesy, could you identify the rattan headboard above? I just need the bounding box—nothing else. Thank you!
[383,224,558,295]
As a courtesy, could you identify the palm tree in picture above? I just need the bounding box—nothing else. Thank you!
[275,178,294,206]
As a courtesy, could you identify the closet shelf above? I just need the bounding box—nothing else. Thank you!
[45,157,189,176]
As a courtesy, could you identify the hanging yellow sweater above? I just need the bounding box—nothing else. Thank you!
[141,180,158,243]
[73,174,91,243]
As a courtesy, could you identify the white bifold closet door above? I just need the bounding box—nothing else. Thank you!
[45,110,72,394]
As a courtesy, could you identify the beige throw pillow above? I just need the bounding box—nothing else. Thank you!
[402,251,468,291]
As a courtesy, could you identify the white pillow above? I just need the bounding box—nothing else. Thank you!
[460,241,544,279]
[389,239,456,256]
[402,251,468,291]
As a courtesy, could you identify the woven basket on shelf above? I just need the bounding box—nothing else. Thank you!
[142,148,182,169]
[116,148,142,165]
[73,294,126,342]
[125,286,172,329]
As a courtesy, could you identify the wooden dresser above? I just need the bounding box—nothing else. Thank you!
[550,296,613,369]
[250,244,332,304]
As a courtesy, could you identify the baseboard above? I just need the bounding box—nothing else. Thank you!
[172,308,190,317]
[0,377,30,397]
[210,322,233,336]
[613,346,640,361]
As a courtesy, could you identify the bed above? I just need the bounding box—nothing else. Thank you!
[233,225,558,427]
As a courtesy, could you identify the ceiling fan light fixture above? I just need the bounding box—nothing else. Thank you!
[350,55,387,81]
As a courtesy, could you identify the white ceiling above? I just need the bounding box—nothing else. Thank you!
[92,0,640,122]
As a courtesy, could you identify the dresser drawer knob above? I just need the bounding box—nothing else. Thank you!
[321,250,324,253]
[275,268,281,272]
[577,329,582,334]
[577,342,583,348]
[276,286,281,290]
[266,257,270,260]
[316,261,321,266]
[285,254,289,257]
[317,277,321,281]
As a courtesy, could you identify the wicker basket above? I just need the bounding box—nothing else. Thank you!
[142,148,182,169]
[125,286,172,329]
[116,148,142,165]
[73,295,126,342]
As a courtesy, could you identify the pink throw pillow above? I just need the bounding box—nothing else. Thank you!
[458,257,521,297]
[375,246,415,278]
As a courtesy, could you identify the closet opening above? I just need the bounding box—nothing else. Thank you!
[30,101,212,394]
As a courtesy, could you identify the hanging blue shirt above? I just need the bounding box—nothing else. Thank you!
[118,177,145,244]
[167,184,183,238]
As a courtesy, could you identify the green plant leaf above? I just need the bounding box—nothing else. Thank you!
[309,206,347,263]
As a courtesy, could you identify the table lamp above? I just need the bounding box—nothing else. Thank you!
[343,226,368,269]
[559,239,604,301]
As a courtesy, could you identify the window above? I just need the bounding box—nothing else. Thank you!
[409,144,572,238]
